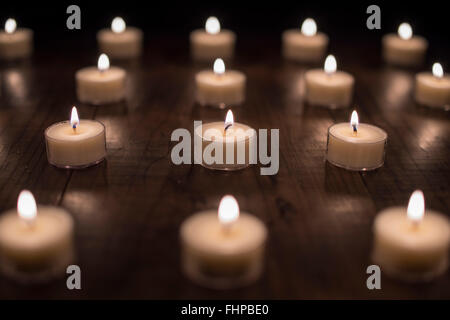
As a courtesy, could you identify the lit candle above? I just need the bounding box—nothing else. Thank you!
[0,190,74,281]
[382,22,428,67]
[190,16,236,62]
[304,55,355,108]
[0,18,33,60]
[76,53,126,105]
[180,195,267,289]
[97,17,143,59]
[282,18,329,63]
[45,106,106,168]
[194,110,256,171]
[414,62,450,109]
[326,110,387,171]
[372,190,450,282]
[195,58,246,108]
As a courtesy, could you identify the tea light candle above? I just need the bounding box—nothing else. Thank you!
[305,55,354,108]
[76,54,126,105]
[326,111,387,171]
[45,106,106,169]
[0,18,33,60]
[190,16,236,62]
[414,63,450,109]
[180,195,267,289]
[194,110,256,171]
[382,23,428,67]
[372,190,450,282]
[196,58,246,108]
[282,18,329,63]
[97,17,143,59]
[0,190,74,282]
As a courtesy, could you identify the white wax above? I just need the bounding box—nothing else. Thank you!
[76,66,126,105]
[282,30,328,63]
[382,34,428,67]
[190,29,236,62]
[45,120,106,168]
[326,123,387,171]
[0,206,74,280]
[180,211,267,288]
[414,73,450,109]
[305,70,354,108]
[194,122,256,171]
[195,70,246,108]
[372,207,450,282]
[0,29,33,60]
[97,27,143,59]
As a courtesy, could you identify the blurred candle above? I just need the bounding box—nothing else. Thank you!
[282,18,329,63]
[305,55,354,108]
[0,18,33,60]
[190,17,236,62]
[414,63,450,109]
[0,190,74,282]
[76,54,126,104]
[326,110,387,171]
[180,195,267,289]
[382,22,428,67]
[372,190,450,282]
[97,17,143,59]
[45,106,106,168]
[196,58,246,108]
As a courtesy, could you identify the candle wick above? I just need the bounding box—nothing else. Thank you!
[352,125,357,135]
[22,217,36,229]
[224,123,232,134]
[222,224,233,235]
[410,221,420,232]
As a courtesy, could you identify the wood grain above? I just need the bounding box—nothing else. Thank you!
[0,36,448,299]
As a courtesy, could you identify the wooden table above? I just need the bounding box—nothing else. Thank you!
[0,35,448,299]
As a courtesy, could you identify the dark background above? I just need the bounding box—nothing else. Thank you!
[1,1,449,55]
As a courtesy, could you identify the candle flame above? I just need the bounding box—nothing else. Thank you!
[407,190,425,223]
[17,190,37,222]
[398,23,412,40]
[432,63,444,78]
[98,53,110,71]
[301,18,317,36]
[213,58,225,75]
[5,18,16,34]
[205,16,220,34]
[324,55,337,74]
[350,110,359,132]
[224,109,234,131]
[70,106,79,129]
[218,195,239,227]
[111,17,126,33]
